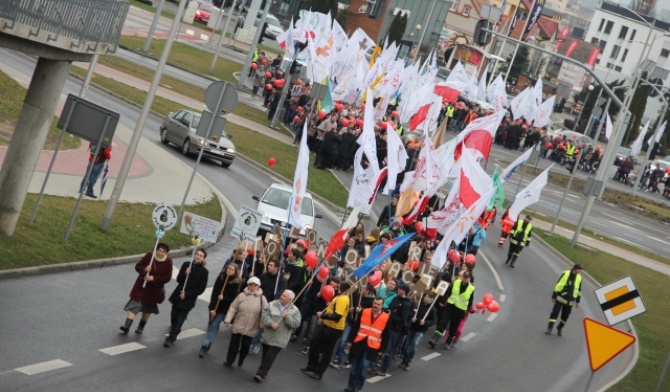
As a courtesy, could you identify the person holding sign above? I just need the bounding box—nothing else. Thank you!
[120,243,173,335]
[344,297,390,392]
[199,264,241,357]
[399,291,436,371]
[164,249,209,348]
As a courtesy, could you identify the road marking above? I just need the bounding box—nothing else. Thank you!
[199,287,213,302]
[460,332,476,342]
[367,374,390,383]
[185,29,195,36]
[487,313,498,322]
[15,359,72,375]
[421,352,441,361]
[602,212,635,225]
[176,328,205,340]
[499,294,507,302]
[200,34,209,41]
[99,342,146,356]
[614,236,638,246]
[479,251,504,291]
[649,237,670,245]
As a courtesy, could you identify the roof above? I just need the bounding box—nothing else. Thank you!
[600,0,670,31]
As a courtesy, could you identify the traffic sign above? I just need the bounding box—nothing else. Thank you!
[583,318,635,372]
[594,276,646,325]
[204,81,238,114]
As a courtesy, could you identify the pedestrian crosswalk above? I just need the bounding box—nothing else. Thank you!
[15,359,72,375]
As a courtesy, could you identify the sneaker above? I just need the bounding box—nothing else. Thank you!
[301,346,310,355]
[254,375,263,383]
[399,363,410,371]
[85,192,97,199]
[376,370,387,377]
[250,344,260,354]
[443,343,452,350]
[342,361,352,369]
[163,339,172,348]
[330,361,341,369]
[544,328,552,335]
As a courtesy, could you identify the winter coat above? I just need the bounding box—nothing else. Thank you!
[225,287,268,337]
[260,300,302,348]
[169,261,209,310]
[129,252,173,306]
[409,300,437,333]
[259,271,286,303]
[208,273,241,315]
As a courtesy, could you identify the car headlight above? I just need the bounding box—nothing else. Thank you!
[198,138,206,145]
[227,148,235,153]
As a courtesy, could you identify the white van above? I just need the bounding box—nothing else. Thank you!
[252,183,322,237]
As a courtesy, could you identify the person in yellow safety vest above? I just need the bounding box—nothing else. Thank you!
[545,264,582,336]
[498,208,515,247]
[428,271,475,350]
[505,215,533,268]
[301,282,351,380]
[345,297,389,392]
[565,141,576,159]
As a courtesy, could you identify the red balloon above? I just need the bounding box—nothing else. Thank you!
[341,118,350,127]
[295,79,303,85]
[266,83,273,90]
[356,119,364,127]
[320,285,335,302]
[379,121,387,129]
[408,260,419,271]
[296,106,303,112]
[251,62,258,70]
[487,300,500,313]
[336,104,344,112]
[261,59,267,65]
[367,270,382,286]
[482,293,494,305]
[265,71,272,78]
[464,253,476,264]
[318,109,327,120]
[274,79,285,88]
[317,265,329,279]
[475,302,485,310]
[448,249,461,264]
[296,239,309,249]
[414,221,424,234]
[294,115,300,122]
[267,157,276,167]
[391,110,399,118]
[305,250,318,269]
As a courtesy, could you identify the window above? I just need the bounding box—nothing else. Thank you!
[598,19,605,32]
[630,29,637,41]
[661,48,670,58]
[591,37,599,45]
[449,0,458,11]
[618,26,628,39]
[604,21,614,34]
[463,5,471,16]
[610,45,620,59]
[622,49,629,62]
[615,66,623,72]
[598,40,607,50]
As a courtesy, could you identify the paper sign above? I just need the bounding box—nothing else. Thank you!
[180,212,219,243]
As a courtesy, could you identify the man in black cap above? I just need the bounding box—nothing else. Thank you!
[505,215,533,268]
[545,264,583,336]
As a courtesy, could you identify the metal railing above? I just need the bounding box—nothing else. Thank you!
[0,0,130,54]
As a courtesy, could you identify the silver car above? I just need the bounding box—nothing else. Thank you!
[159,109,236,168]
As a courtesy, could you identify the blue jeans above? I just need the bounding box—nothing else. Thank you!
[333,321,353,364]
[202,313,225,348]
[402,331,425,365]
[80,161,105,194]
[347,350,375,391]
[380,330,401,372]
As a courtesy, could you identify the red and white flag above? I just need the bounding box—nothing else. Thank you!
[459,147,492,208]
[454,111,504,161]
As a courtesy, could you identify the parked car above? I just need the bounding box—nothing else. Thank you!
[159,109,236,168]
[253,14,283,39]
[252,183,322,238]
[649,159,670,172]
[614,147,638,166]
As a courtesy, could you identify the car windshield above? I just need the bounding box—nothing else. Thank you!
[262,188,313,215]
[267,17,282,28]
[199,3,216,12]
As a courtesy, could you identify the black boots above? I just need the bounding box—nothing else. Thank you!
[135,320,147,334]
[509,256,518,268]
[120,318,133,334]
[545,322,554,335]
[199,345,208,358]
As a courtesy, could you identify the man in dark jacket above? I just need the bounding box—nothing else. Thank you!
[345,297,389,392]
[260,259,287,303]
[377,283,412,376]
[164,249,209,347]
[399,291,436,370]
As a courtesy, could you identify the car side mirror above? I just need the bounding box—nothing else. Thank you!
[252,195,260,201]
[315,213,323,219]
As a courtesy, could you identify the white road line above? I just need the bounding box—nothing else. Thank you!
[176,328,205,340]
[185,29,194,36]
[200,34,209,41]
[479,251,504,291]
[15,359,72,375]
[602,212,635,225]
[367,374,390,383]
[98,342,146,356]
[499,294,507,302]
[487,313,498,322]
[460,332,476,342]
[421,352,441,361]
[614,236,638,246]
[649,237,670,245]
[199,287,213,302]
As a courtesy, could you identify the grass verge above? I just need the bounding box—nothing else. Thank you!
[0,194,222,269]
[0,71,80,150]
[537,230,669,392]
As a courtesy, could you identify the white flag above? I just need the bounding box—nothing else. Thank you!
[630,121,650,157]
[288,119,310,229]
[605,113,613,141]
[533,95,556,128]
[501,148,533,183]
[647,120,666,147]
[508,165,553,221]
[383,123,408,195]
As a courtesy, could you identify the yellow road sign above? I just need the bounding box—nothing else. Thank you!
[594,276,646,325]
[583,318,635,372]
